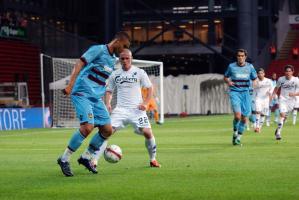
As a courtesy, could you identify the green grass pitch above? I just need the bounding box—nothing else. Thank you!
[0,115,299,200]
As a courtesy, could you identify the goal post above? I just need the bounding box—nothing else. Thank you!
[40,54,164,128]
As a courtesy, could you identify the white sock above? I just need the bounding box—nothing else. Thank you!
[255,114,260,128]
[260,116,265,128]
[145,137,157,161]
[61,148,74,162]
[233,131,238,137]
[277,117,285,133]
[237,134,242,140]
[293,110,297,125]
[93,140,108,162]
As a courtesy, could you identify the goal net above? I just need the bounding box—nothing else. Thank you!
[44,56,164,128]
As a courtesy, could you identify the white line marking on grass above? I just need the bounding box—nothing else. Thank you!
[0,129,69,137]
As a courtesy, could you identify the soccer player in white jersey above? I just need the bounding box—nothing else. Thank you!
[292,72,299,125]
[253,68,273,133]
[93,49,161,168]
[271,65,299,140]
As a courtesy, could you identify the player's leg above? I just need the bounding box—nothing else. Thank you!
[255,111,261,132]
[249,98,256,129]
[259,114,265,130]
[266,105,272,126]
[258,102,269,132]
[57,96,95,176]
[141,128,160,167]
[79,100,112,174]
[274,104,279,123]
[275,112,286,140]
[229,91,242,144]
[292,108,298,125]
[275,101,290,140]
[132,109,160,167]
[235,91,252,144]
[92,107,127,167]
[254,100,262,132]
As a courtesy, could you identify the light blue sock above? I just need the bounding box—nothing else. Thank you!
[275,109,279,119]
[238,121,246,135]
[68,129,85,152]
[233,119,240,132]
[87,132,107,154]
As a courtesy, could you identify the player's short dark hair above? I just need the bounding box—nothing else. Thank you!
[114,31,131,41]
[257,68,265,73]
[236,49,248,56]
[284,65,294,72]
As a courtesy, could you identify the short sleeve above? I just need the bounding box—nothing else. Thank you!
[250,66,257,80]
[106,72,115,92]
[80,45,102,65]
[140,70,152,88]
[224,65,231,77]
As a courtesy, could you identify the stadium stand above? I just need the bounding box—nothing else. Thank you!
[0,39,40,106]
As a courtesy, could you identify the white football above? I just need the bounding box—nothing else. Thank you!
[104,144,122,163]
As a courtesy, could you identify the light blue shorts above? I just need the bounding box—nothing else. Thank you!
[229,90,252,117]
[71,94,110,126]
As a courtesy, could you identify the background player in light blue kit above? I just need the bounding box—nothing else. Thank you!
[224,49,257,145]
[57,31,130,176]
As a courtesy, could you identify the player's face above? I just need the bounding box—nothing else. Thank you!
[120,52,132,71]
[284,68,293,79]
[236,52,246,66]
[272,73,277,80]
[258,71,265,79]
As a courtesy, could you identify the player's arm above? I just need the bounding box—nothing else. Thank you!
[105,91,113,113]
[105,74,115,112]
[251,78,258,88]
[63,59,85,95]
[139,86,153,111]
[289,79,299,97]
[271,86,279,101]
[223,65,234,86]
[224,77,234,86]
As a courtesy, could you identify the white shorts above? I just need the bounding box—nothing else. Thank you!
[279,99,296,113]
[111,107,151,135]
[255,98,270,115]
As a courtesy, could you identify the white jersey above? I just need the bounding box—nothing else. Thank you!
[107,66,152,109]
[253,77,273,100]
[276,76,299,101]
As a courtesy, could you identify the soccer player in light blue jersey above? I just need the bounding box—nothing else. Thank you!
[57,31,130,177]
[224,49,257,145]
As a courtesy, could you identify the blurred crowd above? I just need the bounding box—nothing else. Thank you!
[0,11,28,28]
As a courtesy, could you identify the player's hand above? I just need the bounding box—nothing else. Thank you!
[228,81,235,86]
[138,103,147,111]
[62,85,72,96]
[289,93,296,97]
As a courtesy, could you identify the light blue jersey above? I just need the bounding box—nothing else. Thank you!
[71,44,116,126]
[225,62,257,116]
[72,45,116,99]
[224,62,257,92]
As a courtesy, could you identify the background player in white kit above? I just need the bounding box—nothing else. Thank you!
[253,68,273,133]
[93,49,161,168]
[292,72,299,125]
[271,65,299,140]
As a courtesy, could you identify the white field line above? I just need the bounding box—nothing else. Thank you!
[0,129,70,137]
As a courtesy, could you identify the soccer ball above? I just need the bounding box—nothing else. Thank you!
[104,144,122,163]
